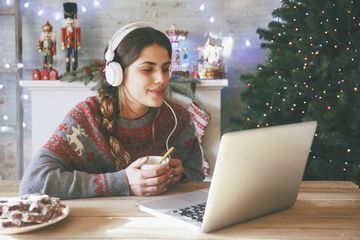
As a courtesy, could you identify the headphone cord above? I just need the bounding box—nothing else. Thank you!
[163,99,178,152]
[163,99,205,166]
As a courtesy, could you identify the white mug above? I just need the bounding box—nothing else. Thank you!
[140,156,169,170]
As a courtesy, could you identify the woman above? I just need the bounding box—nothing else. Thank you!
[20,22,205,199]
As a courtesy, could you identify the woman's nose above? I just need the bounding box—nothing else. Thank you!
[154,71,169,84]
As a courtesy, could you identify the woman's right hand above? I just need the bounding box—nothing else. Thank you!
[124,157,171,196]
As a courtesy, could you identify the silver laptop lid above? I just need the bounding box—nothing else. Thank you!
[202,121,317,232]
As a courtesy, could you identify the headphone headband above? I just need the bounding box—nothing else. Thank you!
[105,21,161,62]
[104,21,162,87]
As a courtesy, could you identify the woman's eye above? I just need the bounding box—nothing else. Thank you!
[162,68,170,72]
[142,69,153,72]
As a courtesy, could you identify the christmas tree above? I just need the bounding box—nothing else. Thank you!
[231,0,360,184]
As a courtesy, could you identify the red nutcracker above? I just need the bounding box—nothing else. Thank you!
[61,2,81,72]
[37,20,56,71]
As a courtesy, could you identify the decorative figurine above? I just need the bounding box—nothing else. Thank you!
[32,68,41,80]
[33,20,57,80]
[61,2,81,72]
[49,68,59,80]
[41,68,49,80]
[37,20,56,71]
[165,24,190,78]
[196,37,225,79]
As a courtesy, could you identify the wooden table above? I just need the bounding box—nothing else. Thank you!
[0,181,359,239]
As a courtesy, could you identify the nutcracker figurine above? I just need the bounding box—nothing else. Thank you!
[61,2,81,72]
[37,20,56,71]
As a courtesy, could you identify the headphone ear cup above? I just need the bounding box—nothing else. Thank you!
[105,62,124,87]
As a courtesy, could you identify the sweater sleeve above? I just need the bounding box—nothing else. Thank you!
[20,99,130,199]
[19,151,129,199]
[173,109,205,183]
[180,135,206,183]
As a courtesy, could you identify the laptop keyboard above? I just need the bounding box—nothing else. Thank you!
[170,202,206,223]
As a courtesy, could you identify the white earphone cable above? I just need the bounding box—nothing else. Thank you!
[163,99,178,152]
[163,99,205,165]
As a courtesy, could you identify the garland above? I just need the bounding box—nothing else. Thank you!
[59,60,209,118]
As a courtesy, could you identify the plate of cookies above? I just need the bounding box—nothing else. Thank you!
[0,194,69,235]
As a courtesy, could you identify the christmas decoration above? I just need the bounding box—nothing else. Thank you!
[61,2,81,72]
[165,24,190,78]
[33,20,57,80]
[60,60,105,89]
[49,68,59,80]
[37,20,56,71]
[196,36,225,79]
[231,0,360,184]
[32,68,41,80]
[41,68,49,80]
[188,102,211,175]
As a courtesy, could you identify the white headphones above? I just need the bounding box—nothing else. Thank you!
[104,21,161,87]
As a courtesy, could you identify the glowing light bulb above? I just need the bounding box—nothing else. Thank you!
[37,9,43,16]
[209,16,215,23]
[245,39,251,46]
[24,1,29,8]
[199,3,205,11]
[81,6,87,12]
[3,115,8,121]
[17,63,24,68]
[94,0,100,7]
[54,12,61,20]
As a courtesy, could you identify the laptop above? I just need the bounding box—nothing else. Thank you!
[139,121,317,233]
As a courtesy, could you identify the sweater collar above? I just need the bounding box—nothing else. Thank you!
[117,107,159,129]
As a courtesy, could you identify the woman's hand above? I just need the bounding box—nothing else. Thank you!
[168,158,184,184]
[125,157,172,196]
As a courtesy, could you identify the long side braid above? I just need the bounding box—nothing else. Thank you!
[97,81,130,170]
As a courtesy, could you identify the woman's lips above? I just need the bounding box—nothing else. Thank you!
[150,89,165,96]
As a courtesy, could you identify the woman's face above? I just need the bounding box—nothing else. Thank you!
[120,44,171,118]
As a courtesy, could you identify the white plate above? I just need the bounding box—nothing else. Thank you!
[0,205,70,235]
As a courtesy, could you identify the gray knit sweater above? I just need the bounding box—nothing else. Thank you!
[20,96,205,199]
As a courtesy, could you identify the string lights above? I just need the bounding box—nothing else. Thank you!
[240,0,360,178]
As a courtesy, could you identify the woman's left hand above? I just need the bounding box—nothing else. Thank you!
[168,158,184,184]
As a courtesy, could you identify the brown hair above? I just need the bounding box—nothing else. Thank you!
[97,27,172,170]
